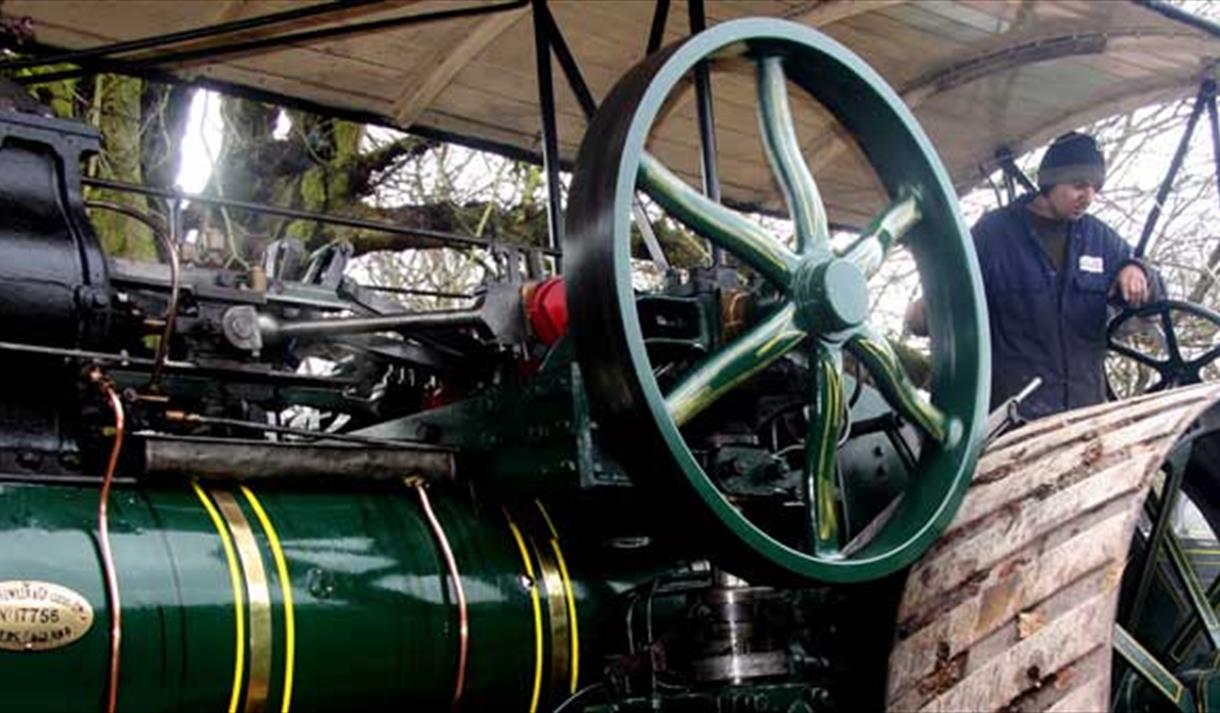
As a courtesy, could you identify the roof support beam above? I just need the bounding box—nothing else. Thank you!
[392,7,528,127]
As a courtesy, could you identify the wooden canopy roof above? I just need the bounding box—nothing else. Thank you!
[8,0,1220,225]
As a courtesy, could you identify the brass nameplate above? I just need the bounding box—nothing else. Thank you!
[0,580,94,652]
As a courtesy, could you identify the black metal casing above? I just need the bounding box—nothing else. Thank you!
[0,109,110,349]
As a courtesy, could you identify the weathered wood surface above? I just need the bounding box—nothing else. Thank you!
[887,384,1220,712]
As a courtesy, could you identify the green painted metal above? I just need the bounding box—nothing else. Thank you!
[1114,624,1196,713]
[792,257,868,332]
[638,155,797,289]
[806,342,846,557]
[1125,449,1190,631]
[1165,527,1220,651]
[840,196,921,276]
[566,18,989,582]
[356,363,634,493]
[0,481,623,712]
[846,328,948,445]
[757,55,827,254]
[664,303,802,427]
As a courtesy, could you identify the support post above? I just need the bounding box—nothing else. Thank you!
[688,0,723,265]
[539,3,596,120]
[1207,87,1220,219]
[1136,80,1213,258]
[646,0,672,56]
[994,147,1036,203]
[531,0,565,254]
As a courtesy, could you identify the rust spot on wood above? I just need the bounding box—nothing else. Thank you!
[997,556,1030,579]
[916,642,968,699]
[897,570,988,639]
[1080,439,1103,466]
[1016,610,1046,640]
[976,464,1014,484]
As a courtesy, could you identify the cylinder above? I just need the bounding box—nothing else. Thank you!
[0,480,615,712]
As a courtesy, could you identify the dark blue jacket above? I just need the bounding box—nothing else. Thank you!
[973,196,1145,419]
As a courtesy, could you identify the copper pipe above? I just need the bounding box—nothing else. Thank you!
[89,369,126,713]
[405,476,468,709]
[84,200,181,390]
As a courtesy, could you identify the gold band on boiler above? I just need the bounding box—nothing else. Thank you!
[529,517,571,698]
[535,500,579,693]
[192,483,246,713]
[240,486,296,713]
[212,490,273,713]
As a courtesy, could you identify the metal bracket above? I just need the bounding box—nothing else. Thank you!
[984,377,1042,444]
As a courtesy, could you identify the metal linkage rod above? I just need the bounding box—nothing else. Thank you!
[80,176,558,256]
[265,308,482,341]
[0,0,381,73]
[1136,80,1214,258]
[531,0,565,252]
[20,0,529,86]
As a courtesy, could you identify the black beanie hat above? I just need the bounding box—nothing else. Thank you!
[1037,131,1105,190]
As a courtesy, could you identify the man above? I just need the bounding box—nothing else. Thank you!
[909,131,1156,419]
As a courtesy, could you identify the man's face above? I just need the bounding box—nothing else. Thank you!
[1045,181,1097,221]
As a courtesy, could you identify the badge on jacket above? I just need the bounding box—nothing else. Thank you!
[1078,255,1104,274]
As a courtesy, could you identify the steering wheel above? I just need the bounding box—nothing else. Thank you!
[564,18,989,583]
[1108,299,1220,394]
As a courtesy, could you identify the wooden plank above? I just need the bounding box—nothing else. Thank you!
[882,3,992,44]
[914,1,1012,35]
[392,7,528,127]
[886,384,1220,712]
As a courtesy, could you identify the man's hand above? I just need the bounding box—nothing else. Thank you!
[1111,264,1149,307]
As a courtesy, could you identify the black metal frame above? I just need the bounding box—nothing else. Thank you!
[1135,79,1217,258]
[531,0,566,254]
[993,147,1037,204]
[985,75,1220,266]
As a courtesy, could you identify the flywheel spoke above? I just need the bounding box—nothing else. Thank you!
[1110,341,1167,370]
[1162,310,1184,365]
[1189,344,1220,372]
[756,56,828,255]
[805,343,847,557]
[639,154,797,289]
[665,303,804,427]
[838,196,921,277]
[846,327,947,444]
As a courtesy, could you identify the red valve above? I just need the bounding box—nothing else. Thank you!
[524,277,568,346]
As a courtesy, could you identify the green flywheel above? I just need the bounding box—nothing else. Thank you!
[565,18,989,583]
